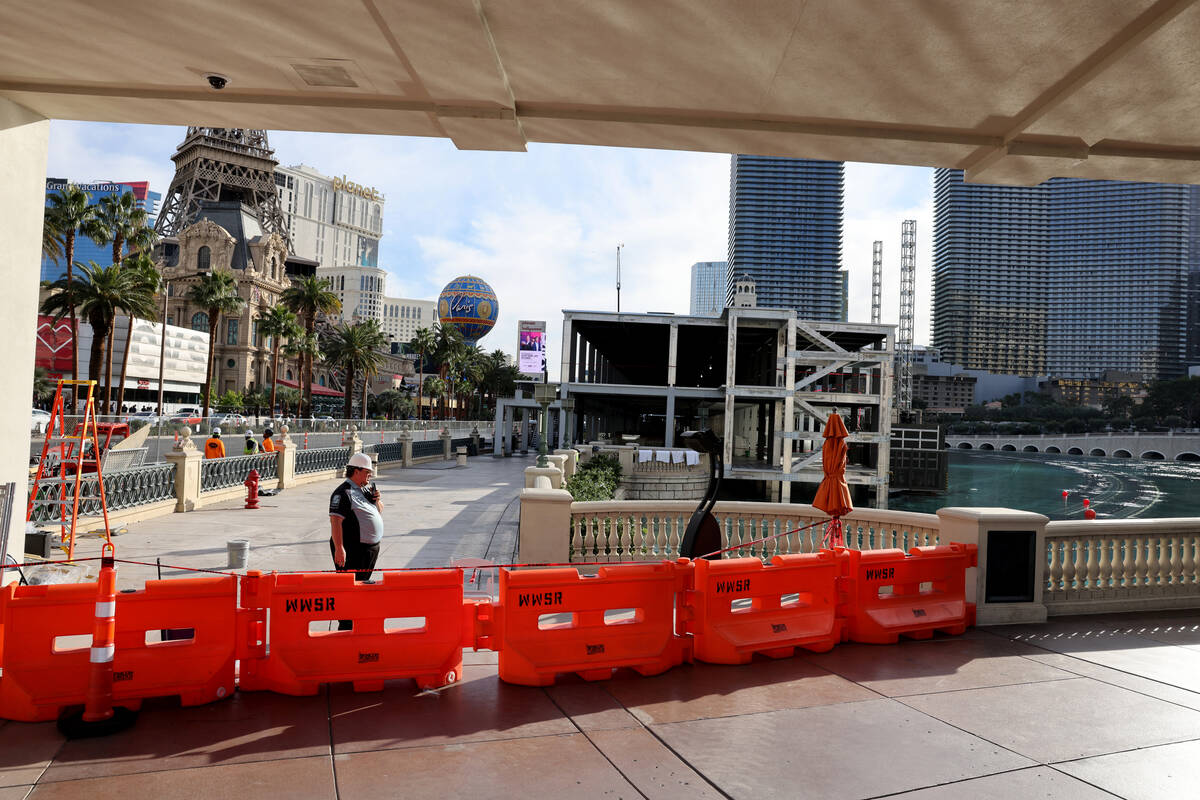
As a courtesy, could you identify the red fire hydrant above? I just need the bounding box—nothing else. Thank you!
[244,468,260,509]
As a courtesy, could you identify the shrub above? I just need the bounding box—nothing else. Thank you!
[566,452,624,501]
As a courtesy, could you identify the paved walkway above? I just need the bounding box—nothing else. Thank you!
[65,452,530,589]
[1,611,1199,798]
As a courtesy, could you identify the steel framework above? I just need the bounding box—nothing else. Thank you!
[898,220,916,412]
[154,127,289,247]
[871,240,883,324]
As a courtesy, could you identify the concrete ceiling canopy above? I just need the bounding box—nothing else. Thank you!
[1,0,1199,184]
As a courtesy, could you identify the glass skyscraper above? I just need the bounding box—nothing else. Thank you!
[41,178,161,283]
[689,260,727,316]
[727,156,844,321]
[933,168,1200,380]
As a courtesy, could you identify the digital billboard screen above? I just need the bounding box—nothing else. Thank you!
[518,320,546,377]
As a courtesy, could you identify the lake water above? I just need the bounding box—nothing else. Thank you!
[889,450,1200,520]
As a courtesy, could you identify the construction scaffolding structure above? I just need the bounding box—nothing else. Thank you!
[557,309,894,506]
[897,220,916,412]
[871,240,883,324]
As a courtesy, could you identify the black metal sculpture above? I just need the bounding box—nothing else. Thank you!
[678,429,723,559]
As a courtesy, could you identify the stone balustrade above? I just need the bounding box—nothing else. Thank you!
[505,494,1200,618]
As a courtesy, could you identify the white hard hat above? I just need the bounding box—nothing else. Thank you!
[245,429,255,437]
[348,452,373,469]
[212,426,221,435]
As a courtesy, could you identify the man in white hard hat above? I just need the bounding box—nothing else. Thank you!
[328,451,383,629]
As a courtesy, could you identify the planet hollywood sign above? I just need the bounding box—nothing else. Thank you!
[331,175,381,202]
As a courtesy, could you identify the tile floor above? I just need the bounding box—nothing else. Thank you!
[2,611,1198,799]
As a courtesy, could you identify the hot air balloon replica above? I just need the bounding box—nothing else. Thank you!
[437,275,499,344]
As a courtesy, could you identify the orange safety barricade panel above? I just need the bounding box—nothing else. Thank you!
[0,576,237,722]
[687,552,843,664]
[238,569,470,694]
[496,562,687,686]
[840,544,977,644]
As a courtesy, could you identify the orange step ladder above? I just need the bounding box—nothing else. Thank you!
[26,379,112,559]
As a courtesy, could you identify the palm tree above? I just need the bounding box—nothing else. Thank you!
[433,323,466,420]
[113,252,161,409]
[409,326,437,420]
[283,332,322,416]
[94,191,141,265]
[323,320,388,420]
[259,306,301,415]
[281,276,340,417]
[41,261,131,411]
[276,387,301,418]
[423,375,446,418]
[187,269,245,416]
[45,185,104,385]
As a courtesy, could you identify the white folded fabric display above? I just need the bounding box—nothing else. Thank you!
[671,449,686,463]
[685,451,700,466]
[655,449,671,463]
[637,449,653,463]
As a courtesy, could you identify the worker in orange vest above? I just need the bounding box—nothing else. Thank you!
[204,426,226,459]
[261,428,276,453]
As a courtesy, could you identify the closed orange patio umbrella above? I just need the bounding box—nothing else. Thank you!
[811,412,853,547]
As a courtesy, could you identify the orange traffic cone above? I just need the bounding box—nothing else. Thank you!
[58,543,138,738]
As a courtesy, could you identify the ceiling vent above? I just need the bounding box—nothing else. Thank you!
[291,63,358,88]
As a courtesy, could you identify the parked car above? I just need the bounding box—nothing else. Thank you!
[31,408,51,434]
[170,407,203,425]
[211,412,247,427]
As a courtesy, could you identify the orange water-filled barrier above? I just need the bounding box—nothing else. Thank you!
[840,544,977,644]
[688,551,844,664]
[0,574,237,722]
[496,562,688,686]
[238,569,470,694]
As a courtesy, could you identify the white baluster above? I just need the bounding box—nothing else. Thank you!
[1086,536,1100,592]
[1062,539,1077,593]
[1182,534,1197,588]
[1096,535,1111,593]
[1122,536,1137,589]
[1133,536,1148,591]
[1046,539,1061,596]
[1169,534,1183,590]
[1145,535,1162,589]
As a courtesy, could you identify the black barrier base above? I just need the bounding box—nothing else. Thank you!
[57,706,138,739]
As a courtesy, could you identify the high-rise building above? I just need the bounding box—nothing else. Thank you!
[933,169,1200,380]
[275,164,387,324]
[688,261,726,315]
[380,297,437,343]
[41,178,162,282]
[726,156,844,320]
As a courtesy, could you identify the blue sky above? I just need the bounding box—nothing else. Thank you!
[46,121,935,375]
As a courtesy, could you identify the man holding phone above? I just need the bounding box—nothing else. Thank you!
[328,452,384,629]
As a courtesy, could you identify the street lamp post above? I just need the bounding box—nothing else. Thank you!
[533,382,558,468]
[156,277,170,418]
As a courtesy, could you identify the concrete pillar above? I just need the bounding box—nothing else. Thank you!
[456,446,468,467]
[274,425,298,488]
[524,464,564,490]
[519,410,528,455]
[470,425,481,454]
[664,390,676,449]
[348,425,363,455]
[936,507,1049,626]
[0,99,48,574]
[397,428,413,467]
[518,485,573,563]
[440,427,452,459]
[164,428,203,512]
[617,447,635,476]
[553,448,578,479]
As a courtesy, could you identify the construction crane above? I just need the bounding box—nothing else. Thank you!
[898,221,916,412]
[871,240,883,324]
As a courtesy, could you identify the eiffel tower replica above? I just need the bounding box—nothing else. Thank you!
[154,127,290,248]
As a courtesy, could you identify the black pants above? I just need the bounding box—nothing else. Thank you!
[329,538,380,630]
